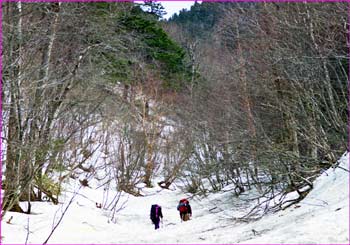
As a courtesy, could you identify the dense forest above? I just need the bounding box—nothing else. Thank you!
[2,1,348,221]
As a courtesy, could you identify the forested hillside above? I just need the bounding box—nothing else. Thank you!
[165,1,348,200]
[1,2,348,242]
[2,2,191,214]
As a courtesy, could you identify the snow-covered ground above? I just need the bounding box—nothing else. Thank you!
[2,152,349,244]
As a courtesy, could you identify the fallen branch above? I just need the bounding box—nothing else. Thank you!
[335,165,350,173]
[42,186,81,244]
[25,217,30,245]
[281,187,312,210]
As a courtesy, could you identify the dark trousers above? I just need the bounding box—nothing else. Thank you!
[180,212,190,221]
[152,218,160,229]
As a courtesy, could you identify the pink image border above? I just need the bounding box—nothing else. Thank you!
[0,0,348,244]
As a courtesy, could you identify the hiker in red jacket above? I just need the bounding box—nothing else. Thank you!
[177,198,192,221]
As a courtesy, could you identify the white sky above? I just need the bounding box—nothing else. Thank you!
[160,1,196,19]
[135,1,196,20]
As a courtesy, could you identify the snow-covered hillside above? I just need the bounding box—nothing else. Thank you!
[2,152,349,244]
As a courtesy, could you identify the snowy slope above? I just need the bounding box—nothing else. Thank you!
[200,152,350,244]
[2,152,349,244]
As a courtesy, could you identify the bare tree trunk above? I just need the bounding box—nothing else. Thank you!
[25,2,61,208]
[305,4,340,127]
[3,2,24,213]
[236,27,260,189]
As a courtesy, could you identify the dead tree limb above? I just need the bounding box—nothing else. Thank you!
[42,187,81,245]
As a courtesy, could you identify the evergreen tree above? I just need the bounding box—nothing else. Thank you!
[141,1,167,20]
[168,2,224,39]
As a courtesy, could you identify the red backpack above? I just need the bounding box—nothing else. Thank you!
[178,199,189,213]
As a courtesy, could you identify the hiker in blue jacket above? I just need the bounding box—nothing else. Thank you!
[150,204,163,229]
